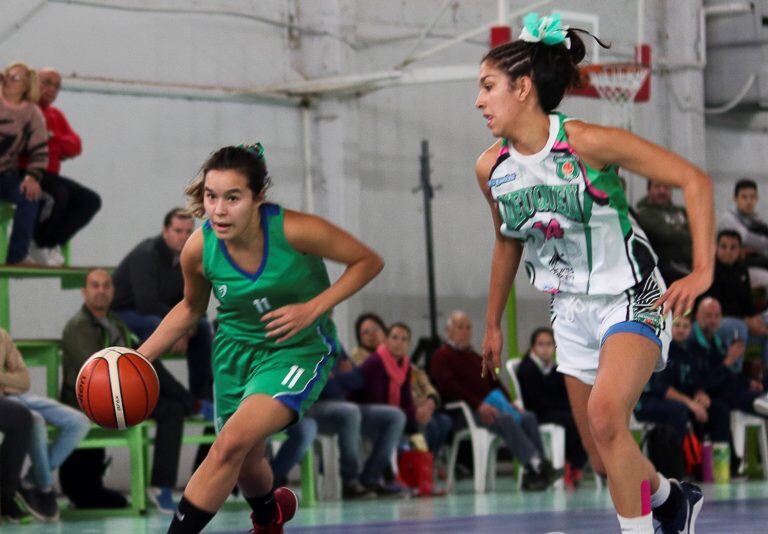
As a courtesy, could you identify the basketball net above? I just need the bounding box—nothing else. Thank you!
[588,64,650,131]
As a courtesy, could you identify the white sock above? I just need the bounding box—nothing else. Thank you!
[617,512,654,533]
[650,473,671,508]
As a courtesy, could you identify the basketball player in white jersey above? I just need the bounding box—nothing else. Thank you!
[475,13,713,534]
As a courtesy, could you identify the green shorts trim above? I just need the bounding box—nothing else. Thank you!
[212,325,335,432]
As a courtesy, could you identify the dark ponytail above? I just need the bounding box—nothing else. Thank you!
[482,28,609,112]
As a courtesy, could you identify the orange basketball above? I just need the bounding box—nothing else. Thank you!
[76,346,159,429]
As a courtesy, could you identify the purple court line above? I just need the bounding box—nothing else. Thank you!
[217,497,768,534]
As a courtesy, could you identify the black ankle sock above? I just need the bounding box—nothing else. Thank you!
[246,490,276,526]
[167,495,216,533]
[653,481,683,520]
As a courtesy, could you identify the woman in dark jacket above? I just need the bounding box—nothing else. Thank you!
[517,327,588,482]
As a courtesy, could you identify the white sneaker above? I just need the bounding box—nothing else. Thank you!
[15,254,40,266]
[46,246,65,267]
[27,243,49,265]
[753,394,768,417]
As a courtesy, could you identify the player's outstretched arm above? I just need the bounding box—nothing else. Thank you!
[568,122,715,319]
[261,211,384,343]
[476,143,523,380]
[138,228,211,361]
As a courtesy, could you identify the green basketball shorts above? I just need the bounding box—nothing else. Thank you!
[211,325,335,432]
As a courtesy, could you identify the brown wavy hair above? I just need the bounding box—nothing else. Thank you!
[185,144,271,218]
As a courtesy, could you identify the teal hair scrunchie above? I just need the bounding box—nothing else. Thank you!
[237,142,265,159]
[519,12,570,48]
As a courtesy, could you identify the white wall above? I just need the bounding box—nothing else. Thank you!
[706,125,768,216]
[3,0,307,339]
[3,0,675,351]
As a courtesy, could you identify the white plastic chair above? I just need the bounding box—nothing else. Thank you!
[506,358,566,489]
[312,433,400,501]
[444,400,502,493]
[314,434,342,500]
[731,410,768,479]
[629,413,655,452]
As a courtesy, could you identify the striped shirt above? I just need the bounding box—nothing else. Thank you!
[0,98,49,179]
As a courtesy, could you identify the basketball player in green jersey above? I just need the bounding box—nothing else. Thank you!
[475,13,714,534]
[138,144,383,533]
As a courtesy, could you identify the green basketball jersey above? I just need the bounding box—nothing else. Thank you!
[202,203,335,348]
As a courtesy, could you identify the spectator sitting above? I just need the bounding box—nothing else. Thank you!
[0,62,47,264]
[516,327,587,485]
[309,340,406,498]
[718,179,768,287]
[706,229,768,366]
[269,417,317,490]
[635,181,692,284]
[24,68,100,265]
[0,400,32,523]
[660,316,730,444]
[633,334,693,479]
[61,268,210,513]
[112,208,213,400]
[357,323,453,457]
[429,311,558,491]
[687,297,768,420]
[350,312,386,365]
[1,327,90,522]
[0,398,33,524]
[410,364,452,458]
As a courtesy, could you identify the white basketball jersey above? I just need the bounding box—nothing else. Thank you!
[487,113,657,295]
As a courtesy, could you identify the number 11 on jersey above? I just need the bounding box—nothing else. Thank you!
[253,297,272,314]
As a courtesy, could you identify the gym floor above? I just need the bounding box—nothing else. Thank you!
[4,478,768,533]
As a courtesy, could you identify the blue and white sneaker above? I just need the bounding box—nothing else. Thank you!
[147,486,176,515]
[655,480,703,534]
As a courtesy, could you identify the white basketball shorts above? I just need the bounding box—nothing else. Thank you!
[551,269,671,386]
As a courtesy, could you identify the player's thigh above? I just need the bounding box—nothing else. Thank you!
[215,394,294,460]
[592,333,660,424]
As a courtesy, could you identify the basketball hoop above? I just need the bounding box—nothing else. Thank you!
[584,63,650,131]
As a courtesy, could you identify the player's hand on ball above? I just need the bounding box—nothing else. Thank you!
[481,326,502,381]
[263,302,319,343]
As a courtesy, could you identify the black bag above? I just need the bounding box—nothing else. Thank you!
[644,424,685,480]
[59,449,127,509]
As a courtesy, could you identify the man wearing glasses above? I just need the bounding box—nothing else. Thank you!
[25,68,101,266]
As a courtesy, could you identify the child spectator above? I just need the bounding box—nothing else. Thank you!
[517,327,587,484]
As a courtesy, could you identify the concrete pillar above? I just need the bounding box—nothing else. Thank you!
[662,0,707,166]
[293,0,361,346]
